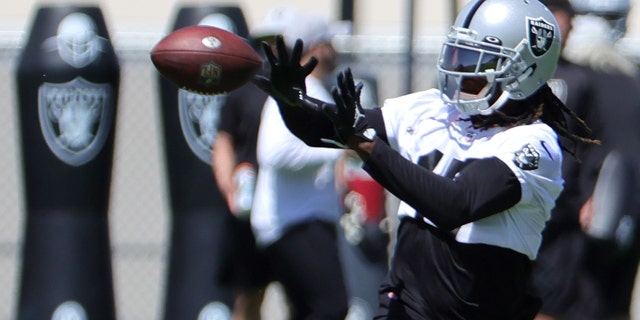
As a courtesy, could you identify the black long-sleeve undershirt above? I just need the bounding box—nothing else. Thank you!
[363,141,522,230]
[274,96,522,230]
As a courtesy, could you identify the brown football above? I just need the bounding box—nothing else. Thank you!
[150,25,262,95]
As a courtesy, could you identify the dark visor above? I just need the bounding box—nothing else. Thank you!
[440,44,503,73]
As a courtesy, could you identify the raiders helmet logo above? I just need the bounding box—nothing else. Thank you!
[513,143,541,171]
[527,17,555,57]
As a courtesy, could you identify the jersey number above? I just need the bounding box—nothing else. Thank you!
[418,150,466,179]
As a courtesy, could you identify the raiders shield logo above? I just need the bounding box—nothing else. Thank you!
[513,143,541,171]
[527,17,555,57]
[178,89,227,164]
[38,77,113,166]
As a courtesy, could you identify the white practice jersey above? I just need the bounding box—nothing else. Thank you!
[381,89,564,260]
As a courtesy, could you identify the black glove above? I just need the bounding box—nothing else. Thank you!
[250,35,340,147]
[252,35,317,107]
[323,68,377,148]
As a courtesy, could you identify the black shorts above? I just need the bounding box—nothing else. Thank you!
[266,219,349,320]
[218,213,271,290]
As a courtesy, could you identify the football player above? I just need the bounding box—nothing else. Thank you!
[254,0,598,318]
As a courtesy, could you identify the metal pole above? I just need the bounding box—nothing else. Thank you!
[450,0,460,25]
[341,0,355,21]
[403,0,415,94]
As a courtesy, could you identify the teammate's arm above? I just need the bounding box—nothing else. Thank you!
[212,131,237,212]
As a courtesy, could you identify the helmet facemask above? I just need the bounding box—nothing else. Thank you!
[437,27,522,115]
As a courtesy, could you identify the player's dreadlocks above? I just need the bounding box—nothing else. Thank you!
[468,83,600,159]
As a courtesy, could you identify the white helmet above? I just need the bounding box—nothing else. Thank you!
[570,0,630,41]
[437,0,561,115]
[570,0,630,16]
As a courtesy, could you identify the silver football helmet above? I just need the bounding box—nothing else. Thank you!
[437,0,561,115]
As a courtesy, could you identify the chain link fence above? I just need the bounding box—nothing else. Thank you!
[1,30,639,319]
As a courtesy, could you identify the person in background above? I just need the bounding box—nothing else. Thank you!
[253,0,599,318]
[211,7,296,320]
[535,0,640,319]
[333,77,390,318]
[335,148,391,319]
[336,149,389,267]
[249,9,349,319]
[533,1,605,319]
